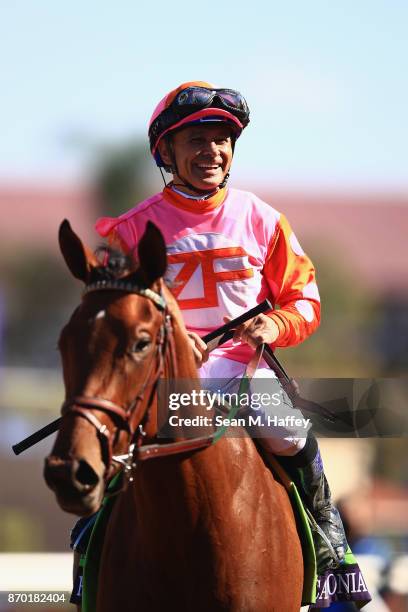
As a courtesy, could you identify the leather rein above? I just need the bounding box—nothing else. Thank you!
[61,278,213,488]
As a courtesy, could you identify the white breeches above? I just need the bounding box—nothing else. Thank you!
[199,355,310,456]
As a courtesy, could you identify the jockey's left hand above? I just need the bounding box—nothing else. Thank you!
[223,314,279,348]
[187,331,209,367]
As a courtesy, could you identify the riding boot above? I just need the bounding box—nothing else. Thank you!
[278,433,348,574]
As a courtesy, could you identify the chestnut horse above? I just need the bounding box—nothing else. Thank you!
[44,220,303,612]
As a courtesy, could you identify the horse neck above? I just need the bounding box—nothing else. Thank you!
[130,296,262,519]
[161,302,215,439]
[165,297,198,380]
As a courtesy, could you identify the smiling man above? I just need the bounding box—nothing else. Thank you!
[160,122,234,193]
[95,81,348,574]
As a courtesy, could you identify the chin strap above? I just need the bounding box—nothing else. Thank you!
[171,183,220,201]
[171,173,230,201]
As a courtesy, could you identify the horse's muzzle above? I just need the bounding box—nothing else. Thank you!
[44,456,105,516]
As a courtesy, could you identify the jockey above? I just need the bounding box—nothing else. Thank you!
[95,81,348,572]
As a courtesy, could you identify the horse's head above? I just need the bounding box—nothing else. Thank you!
[44,219,178,516]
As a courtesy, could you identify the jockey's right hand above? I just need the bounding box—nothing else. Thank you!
[187,332,209,367]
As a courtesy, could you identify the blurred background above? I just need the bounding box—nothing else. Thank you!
[0,2,407,610]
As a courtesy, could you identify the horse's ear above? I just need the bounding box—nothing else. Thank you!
[59,220,98,282]
[138,221,167,286]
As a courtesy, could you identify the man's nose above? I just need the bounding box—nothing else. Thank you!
[202,140,219,155]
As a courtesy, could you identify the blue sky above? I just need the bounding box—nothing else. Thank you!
[1,1,407,189]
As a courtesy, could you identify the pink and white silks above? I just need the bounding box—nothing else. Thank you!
[95,187,320,454]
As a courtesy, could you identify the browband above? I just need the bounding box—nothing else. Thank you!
[84,279,167,311]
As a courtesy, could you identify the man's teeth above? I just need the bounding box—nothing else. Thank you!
[197,164,219,168]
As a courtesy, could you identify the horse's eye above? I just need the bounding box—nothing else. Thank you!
[131,338,152,353]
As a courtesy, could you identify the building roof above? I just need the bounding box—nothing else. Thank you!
[0,183,98,251]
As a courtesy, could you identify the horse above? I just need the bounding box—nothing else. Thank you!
[44,220,303,612]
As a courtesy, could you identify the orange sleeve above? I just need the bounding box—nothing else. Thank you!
[263,213,321,348]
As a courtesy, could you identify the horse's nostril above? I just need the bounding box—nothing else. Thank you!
[75,459,99,487]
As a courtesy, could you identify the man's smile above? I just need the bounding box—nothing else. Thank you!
[195,162,223,175]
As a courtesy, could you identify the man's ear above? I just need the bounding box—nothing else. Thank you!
[59,220,99,282]
[157,138,173,169]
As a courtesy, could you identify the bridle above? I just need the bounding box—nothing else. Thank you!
[61,278,172,481]
[60,277,214,491]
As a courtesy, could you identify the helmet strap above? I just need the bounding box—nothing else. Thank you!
[159,166,170,188]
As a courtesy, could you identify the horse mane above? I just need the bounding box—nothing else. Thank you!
[91,245,175,289]
[91,246,136,282]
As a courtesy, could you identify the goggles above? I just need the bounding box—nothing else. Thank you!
[174,87,249,123]
[149,87,250,151]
